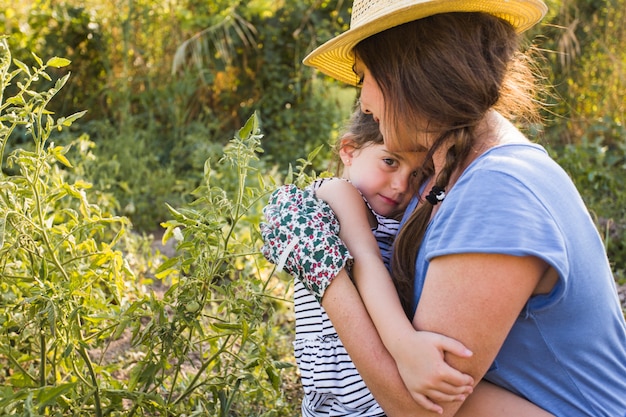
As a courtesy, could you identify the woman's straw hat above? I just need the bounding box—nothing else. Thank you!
[303,0,548,86]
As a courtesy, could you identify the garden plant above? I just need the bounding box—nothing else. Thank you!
[0,38,302,416]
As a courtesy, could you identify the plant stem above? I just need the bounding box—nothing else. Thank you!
[173,334,232,405]
[39,329,46,387]
[76,345,103,417]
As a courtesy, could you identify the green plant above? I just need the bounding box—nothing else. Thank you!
[1,0,358,231]
[144,112,296,416]
[0,39,301,416]
[540,0,626,147]
[0,37,133,415]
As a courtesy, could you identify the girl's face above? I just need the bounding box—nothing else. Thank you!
[340,140,424,218]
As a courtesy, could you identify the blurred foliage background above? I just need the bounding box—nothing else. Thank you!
[2,0,624,242]
[2,0,356,230]
[0,0,625,414]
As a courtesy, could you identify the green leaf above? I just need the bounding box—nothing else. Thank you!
[265,365,280,390]
[273,360,294,369]
[51,145,73,168]
[46,57,71,68]
[0,386,29,407]
[13,59,30,76]
[154,256,180,277]
[212,322,242,331]
[6,95,26,106]
[0,213,6,249]
[113,318,130,339]
[36,383,76,405]
[39,258,48,281]
[60,110,87,127]
[237,112,258,140]
[32,52,43,67]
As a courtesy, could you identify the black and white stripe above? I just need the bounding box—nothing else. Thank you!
[293,179,399,416]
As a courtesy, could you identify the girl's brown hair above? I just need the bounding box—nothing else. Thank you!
[332,107,384,175]
[354,12,541,317]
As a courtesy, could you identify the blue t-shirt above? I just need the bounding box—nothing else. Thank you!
[404,143,626,416]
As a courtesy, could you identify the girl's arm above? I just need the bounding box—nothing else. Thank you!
[316,179,473,411]
[320,270,432,415]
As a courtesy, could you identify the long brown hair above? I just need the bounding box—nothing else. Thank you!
[353,12,541,317]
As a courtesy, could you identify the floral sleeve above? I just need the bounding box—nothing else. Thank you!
[260,184,352,302]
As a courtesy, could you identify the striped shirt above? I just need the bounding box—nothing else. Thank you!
[294,178,398,416]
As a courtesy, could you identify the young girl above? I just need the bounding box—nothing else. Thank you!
[292,108,474,416]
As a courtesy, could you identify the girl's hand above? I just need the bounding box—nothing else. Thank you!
[392,330,474,414]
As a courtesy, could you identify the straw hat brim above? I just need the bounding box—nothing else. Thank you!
[303,0,548,86]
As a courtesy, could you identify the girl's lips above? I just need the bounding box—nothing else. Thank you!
[379,194,399,206]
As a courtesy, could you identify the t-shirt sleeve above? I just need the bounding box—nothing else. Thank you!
[426,169,570,290]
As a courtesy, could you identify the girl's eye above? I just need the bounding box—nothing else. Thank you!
[383,158,396,166]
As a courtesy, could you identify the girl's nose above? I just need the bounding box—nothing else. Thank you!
[392,173,409,193]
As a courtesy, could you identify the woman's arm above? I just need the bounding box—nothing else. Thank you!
[323,270,555,417]
[460,381,554,417]
[321,271,430,415]
[412,253,550,417]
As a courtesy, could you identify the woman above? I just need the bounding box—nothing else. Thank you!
[262,1,626,415]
